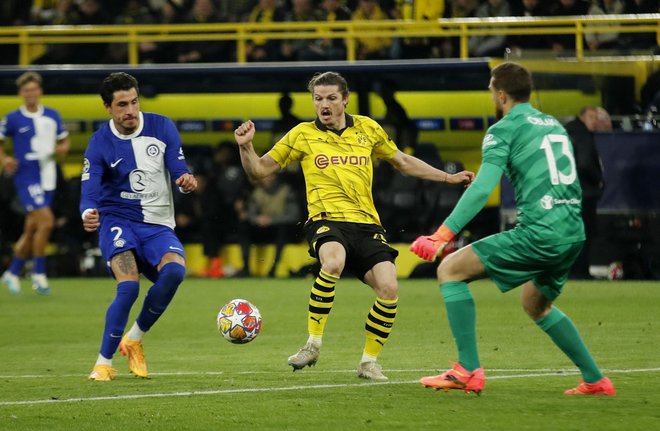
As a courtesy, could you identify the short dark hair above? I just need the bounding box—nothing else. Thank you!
[490,62,532,102]
[100,72,139,105]
[16,71,42,89]
[307,71,349,97]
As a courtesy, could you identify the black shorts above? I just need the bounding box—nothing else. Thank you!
[303,220,399,281]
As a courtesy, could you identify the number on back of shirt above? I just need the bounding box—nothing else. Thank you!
[540,134,577,186]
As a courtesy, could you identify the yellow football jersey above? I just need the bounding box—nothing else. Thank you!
[267,114,398,226]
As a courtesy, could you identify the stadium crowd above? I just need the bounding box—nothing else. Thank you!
[0,0,659,65]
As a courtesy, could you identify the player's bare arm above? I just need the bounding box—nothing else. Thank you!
[82,208,100,232]
[0,143,18,174]
[55,137,70,157]
[234,120,281,181]
[388,150,474,185]
[176,173,198,192]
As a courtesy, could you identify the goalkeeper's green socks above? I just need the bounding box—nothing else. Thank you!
[535,307,604,383]
[441,281,480,372]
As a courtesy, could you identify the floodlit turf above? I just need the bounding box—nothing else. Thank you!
[0,277,659,430]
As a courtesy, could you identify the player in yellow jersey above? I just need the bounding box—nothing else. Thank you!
[234,71,474,380]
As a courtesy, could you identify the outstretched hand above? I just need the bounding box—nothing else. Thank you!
[176,173,198,193]
[446,170,475,186]
[410,235,447,262]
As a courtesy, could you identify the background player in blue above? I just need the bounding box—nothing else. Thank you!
[0,71,70,295]
[80,72,197,381]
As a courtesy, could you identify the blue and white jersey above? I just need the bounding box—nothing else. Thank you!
[80,112,190,229]
[0,105,68,192]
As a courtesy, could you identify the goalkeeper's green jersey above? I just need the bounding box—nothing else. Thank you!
[267,114,398,226]
[481,103,585,245]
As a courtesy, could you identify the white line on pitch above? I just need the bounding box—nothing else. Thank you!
[0,368,657,406]
[0,367,658,379]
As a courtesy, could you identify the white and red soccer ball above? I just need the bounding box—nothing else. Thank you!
[217,299,262,344]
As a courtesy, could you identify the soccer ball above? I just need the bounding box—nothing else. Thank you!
[217,299,262,344]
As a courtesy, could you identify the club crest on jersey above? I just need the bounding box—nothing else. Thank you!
[146,144,160,157]
[316,226,330,234]
[113,238,126,248]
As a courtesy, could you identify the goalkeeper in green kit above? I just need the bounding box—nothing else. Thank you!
[410,62,615,396]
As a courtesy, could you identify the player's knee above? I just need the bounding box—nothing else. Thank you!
[159,262,186,288]
[521,300,550,320]
[437,260,452,283]
[320,259,344,278]
[376,281,398,300]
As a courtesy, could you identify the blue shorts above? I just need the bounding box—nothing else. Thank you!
[99,213,185,280]
[16,182,53,213]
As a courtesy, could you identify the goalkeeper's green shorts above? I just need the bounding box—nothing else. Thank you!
[471,229,584,301]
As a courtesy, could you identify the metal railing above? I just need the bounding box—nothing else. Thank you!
[0,14,658,65]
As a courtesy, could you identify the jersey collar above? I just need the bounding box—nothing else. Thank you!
[314,113,354,136]
[109,111,144,140]
[19,105,44,118]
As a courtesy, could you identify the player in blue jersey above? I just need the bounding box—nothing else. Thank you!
[81,72,197,381]
[0,71,70,295]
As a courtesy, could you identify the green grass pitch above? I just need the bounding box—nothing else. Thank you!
[1,277,659,430]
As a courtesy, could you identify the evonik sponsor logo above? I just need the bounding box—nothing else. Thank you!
[314,154,370,169]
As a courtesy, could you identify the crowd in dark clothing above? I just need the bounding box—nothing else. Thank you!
[0,0,658,65]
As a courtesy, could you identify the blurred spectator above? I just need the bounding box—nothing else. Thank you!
[389,0,445,59]
[173,171,204,244]
[564,106,604,279]
[177,0,234,63]
[203,141,250,277]
[298,0,352,61]
[378,79,418,152]
[439,0,479,58]
[140,1,184,63]
[641,68,660,114]
[585,0,625,52]
[0,0,30,26]
[622,0,660,51]
[243,173,301,277]
[279,0,324,61]
[32,0,79,64]
[105,0,157,64]
[352,0,393,60]
[549,0,591,55]
[271,93,303,146]
[468,0,511,57]
[218,0,255,21]
[68,0,111,64]
[508,0,551,55]
[245,0,287,62]
[595,107,613,132]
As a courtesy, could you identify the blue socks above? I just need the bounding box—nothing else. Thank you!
[100,281,139,358]
[99,263,185,358]
[33,256,46,274]
[8,256,25,275]
[136,263,185,332]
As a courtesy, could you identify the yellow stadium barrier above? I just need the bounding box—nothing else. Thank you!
[0,14,658,65]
